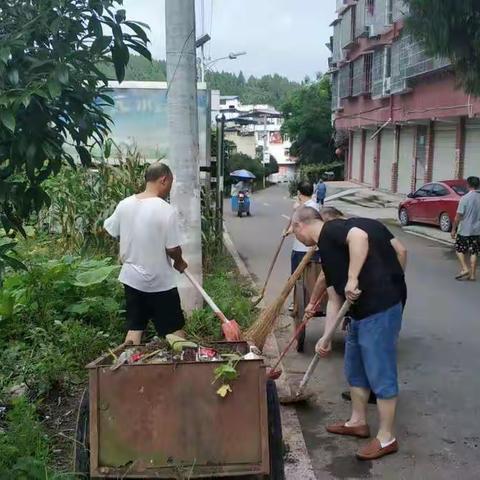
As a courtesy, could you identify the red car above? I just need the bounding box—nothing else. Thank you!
[398,180,469,232]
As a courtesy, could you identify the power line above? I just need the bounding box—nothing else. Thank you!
[166,27,195,98]
[208,0,214,58]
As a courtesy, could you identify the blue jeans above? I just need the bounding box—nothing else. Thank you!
[344,303,402,399]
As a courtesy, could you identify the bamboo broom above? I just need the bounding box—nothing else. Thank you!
[245,246,317,350]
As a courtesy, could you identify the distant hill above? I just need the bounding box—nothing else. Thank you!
[101,55,300,109]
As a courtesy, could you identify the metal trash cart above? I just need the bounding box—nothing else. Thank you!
[74,341,285,479]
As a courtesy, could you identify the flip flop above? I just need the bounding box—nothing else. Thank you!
[455,272,470,280]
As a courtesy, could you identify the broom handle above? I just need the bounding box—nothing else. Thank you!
[270,291,327,373]
[260,232,288,297]
[184,271,229,325]
[297,300,352,396]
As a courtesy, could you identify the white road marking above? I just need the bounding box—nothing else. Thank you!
[281,214,290,220]
[263,202,271,207]
[404,229,454,247]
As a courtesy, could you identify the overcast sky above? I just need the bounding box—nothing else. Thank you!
[122,0,337,82]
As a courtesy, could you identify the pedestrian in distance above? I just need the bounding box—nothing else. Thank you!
[286,180,322,274]
[285,181,321,313]
[316,178,327,206]
[291,206,407,461]
[451,176,480,282]
[104,162,188,345]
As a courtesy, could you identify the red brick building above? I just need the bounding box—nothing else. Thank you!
[329,0,480,194]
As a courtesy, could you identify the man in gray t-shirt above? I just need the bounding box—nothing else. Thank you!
[452,176,480,281]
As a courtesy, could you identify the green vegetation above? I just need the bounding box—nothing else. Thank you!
[0,151,256,477]
[186,253,256,341]
[226,152,277,190]
[288,161,345,197]
[100,55,300,109]
[41,145,146,253]
[206,71,300,109]
[100,55,168,82]
[0,398,56,480]
[0,1,150,235]
[405,0,480,96]
[281,76,334,165]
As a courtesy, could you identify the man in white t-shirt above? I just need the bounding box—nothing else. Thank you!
[104,162,188,345]
[286,181,322,313]
[287,180,321,274]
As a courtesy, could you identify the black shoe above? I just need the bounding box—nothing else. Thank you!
[341,390,377,405]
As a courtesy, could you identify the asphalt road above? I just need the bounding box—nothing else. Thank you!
[225,184,480,480]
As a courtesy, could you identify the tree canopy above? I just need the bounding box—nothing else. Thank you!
[405,0,480,96]
[0,0,150,232]
[206,71,300,109]
[281,76,334,164]
[103,56,300,110]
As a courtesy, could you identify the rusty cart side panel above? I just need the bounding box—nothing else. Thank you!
[89,360,269,478]
[89,370,99,474]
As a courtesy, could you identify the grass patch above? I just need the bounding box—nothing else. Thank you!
[0,233,258,478]
[186,252,257,341]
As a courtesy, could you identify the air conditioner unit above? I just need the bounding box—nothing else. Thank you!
[367,25,378,37]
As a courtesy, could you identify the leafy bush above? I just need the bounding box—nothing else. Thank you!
[288,161,345,197]
[0,250,123,397]
[40,146,147,253]
[201,187,222,271]
[186,254,256,341]
[0,0,151,236]
[0,397,51,478]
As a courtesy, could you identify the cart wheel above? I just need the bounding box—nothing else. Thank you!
[266,380,285,480]
[73,388,90,479]
[294,278,306,353]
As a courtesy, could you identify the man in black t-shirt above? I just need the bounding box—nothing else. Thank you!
[292,206,407,461]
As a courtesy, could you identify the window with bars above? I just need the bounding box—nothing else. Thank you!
[365,0,392,37]
[341,7,354,48]
[351,54,373,96]
[355,0,369,38]
[372,48,385,98]
[331,72,341,110]
[351,57,364,97]
[392,0,408,22]
[339,64,352,99]
[390,33,451,93]
[332,21,343,63]
[367,0,375,15]
[404,39,450,78]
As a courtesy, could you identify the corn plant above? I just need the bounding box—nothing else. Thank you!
[39,146,147,253]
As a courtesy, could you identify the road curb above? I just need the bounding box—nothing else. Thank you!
[223,224,317,480]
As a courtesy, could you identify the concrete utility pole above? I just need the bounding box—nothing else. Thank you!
[166,0,202,310]
[263,114,268,189]
[216,114,225,237]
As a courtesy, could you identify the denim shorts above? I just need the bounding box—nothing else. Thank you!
[344,302,402,399]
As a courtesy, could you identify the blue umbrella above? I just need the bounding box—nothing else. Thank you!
[230,169,256,180]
